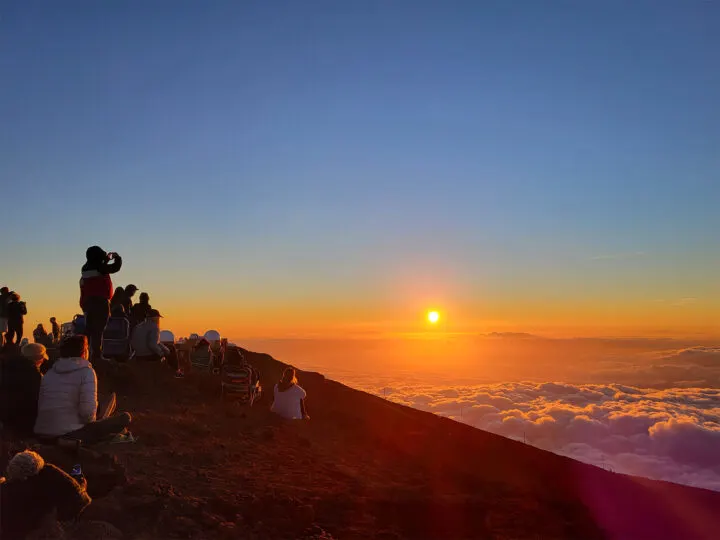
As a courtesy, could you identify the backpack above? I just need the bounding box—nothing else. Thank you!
[19,302,27,316]
[190,343,214,371]
[102,317,130,360]
[221,347,261,404]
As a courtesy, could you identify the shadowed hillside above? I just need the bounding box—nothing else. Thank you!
[4,349,720,539]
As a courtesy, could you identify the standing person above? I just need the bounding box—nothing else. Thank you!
[271,367,310,420]
[0,286,10,346]
[79,246,122,362]
[34,335,132,444]
[130,292,151,327]
[130,309,169,361]
[6,292,27,345]
[121,284,138,315]
[50,317,61,343]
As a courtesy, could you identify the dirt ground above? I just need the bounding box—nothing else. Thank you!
[2,350,720,539]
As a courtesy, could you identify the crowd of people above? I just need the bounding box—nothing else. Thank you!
[0,245,310,538]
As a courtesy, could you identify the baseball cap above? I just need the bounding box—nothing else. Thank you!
[147,309,163,318]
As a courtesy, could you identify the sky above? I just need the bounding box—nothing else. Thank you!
[1,1,718,339]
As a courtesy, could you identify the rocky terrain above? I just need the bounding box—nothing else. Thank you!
[2,349,719,539]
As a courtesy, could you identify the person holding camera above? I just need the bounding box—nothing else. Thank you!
[79,246,123,362]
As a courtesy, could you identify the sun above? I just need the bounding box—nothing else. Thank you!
[427,311,440,324]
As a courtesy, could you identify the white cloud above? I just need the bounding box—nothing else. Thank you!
[359,381,720,492]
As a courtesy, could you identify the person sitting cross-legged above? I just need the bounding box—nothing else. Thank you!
[34,335,133,445]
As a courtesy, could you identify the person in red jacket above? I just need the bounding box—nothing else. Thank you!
[80,246,122,361]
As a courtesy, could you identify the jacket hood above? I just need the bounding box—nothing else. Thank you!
[53,357,92,373]
[86,245,107,263]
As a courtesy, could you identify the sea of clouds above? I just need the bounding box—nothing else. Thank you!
[249,337,720,491]
[355,345,720,492]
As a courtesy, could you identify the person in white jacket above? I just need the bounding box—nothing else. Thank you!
[130,309,170,361]
[271,367,310,420]
[34,335,132,444]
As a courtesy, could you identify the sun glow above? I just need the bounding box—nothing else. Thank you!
[428,311,440,324]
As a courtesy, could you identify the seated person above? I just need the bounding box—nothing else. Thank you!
[271,367,310,420]
[0,343,48,437]
[0,450,91,540]
[130,309,169,361]
[33,324,52,346]
[34,335,132,445]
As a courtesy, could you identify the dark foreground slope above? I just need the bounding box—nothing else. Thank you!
[5,350,720,540]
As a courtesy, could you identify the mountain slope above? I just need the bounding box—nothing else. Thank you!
[14,350,720,539]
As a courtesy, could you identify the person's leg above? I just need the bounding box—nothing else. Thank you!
[97,393,117,420]
[16,324,23,344]
[86,298,110,360]
[64,413,132,445]
[6,324,16,344]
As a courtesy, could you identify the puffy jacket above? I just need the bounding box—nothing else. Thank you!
[131,320,169,357]
[34,357,97,437]
[79,254,122,310]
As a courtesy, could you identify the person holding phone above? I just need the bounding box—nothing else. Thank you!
[79,246,123,362]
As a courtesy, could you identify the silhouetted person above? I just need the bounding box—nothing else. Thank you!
[111,303,128,319]
[6,292,27,345]
[0,286,10,346]
[130,292,151,327]
[130,309,169,361]
[34,335,132,444]
[122,284,138,315]
[79,246,122,361]
[0,343,48,437]
[271,367,309,420]
[50,317,61,343]
[110,286,125,311]
[33,324,50,345]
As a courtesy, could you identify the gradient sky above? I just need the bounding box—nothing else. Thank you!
[1,1,718,338]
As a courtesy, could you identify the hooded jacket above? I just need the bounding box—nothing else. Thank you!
[34,357,97,437]
[79,247,122,310]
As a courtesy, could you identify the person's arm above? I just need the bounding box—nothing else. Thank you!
[298,386,309,419]
[148,326,165,356]
[101,254,123,274]
[78,369,98,423]
[42,464,92,522]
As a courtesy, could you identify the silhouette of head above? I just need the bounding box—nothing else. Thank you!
[139,292,150,304]
[0,287,8,294]
[86,245,107,262]
[60,335,89,360]
[50,317,56,323]
[9,292,19,302]
[125,284,138,297]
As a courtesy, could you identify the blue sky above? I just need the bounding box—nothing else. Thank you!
[1,1,718,336]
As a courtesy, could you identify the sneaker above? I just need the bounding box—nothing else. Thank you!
[110,432,137,444]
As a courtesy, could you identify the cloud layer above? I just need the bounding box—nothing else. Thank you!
[365,380,720,491]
